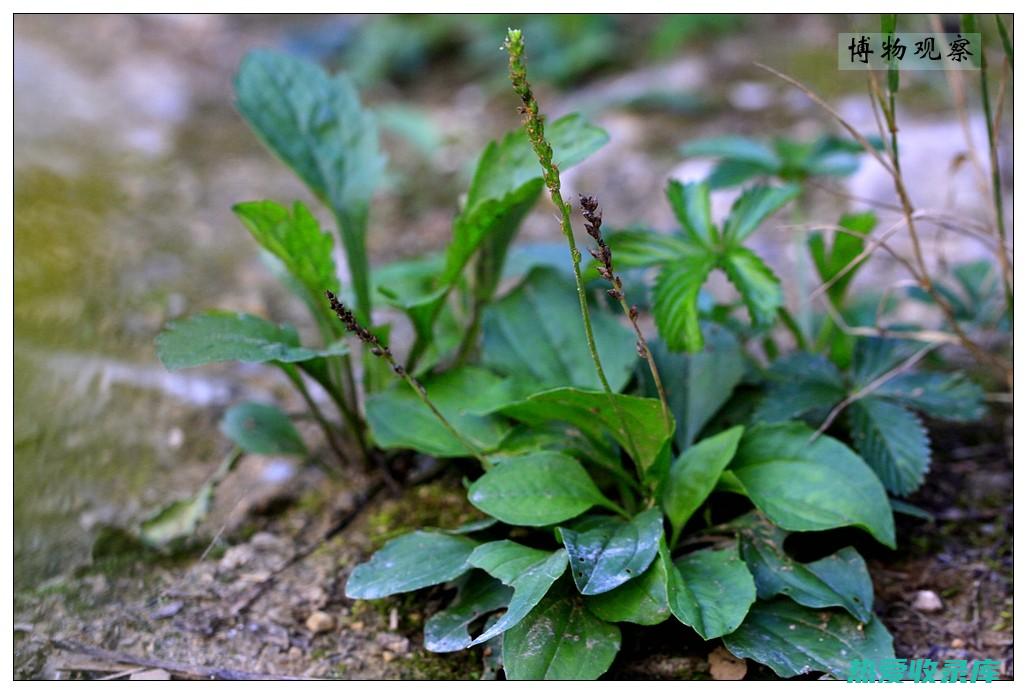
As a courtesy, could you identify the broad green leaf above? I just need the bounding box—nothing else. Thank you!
[666,544,756,640]
[604,228,693,268]
[365,367,513,457]
[424,572,513,653]
[643,326,745,448]
[722,184,800,245]
[560,508,663,595]
[721,246,783,329]
[234,49,384,322]
[494,423,627,486]
[875,371,985,422]
[232,201,339,324]
[707,159,772,189]
[754,353,846,423]
[848,398,930,496]
[481,267,636,393]
[729,423,896,547]
[585,553,671,625]
[156,311,347,370]
[680,136,780,170]
[652,254,718,352]
[219,402,306,456]
[501,388,673,476]
[735,513,874,622]
[662,426,743,540]
[723,599,895,680]
[503,587,621,680]
[469,542,569,644]
[346,531,478,599]
[808,211,876,305]
[468,452,616,526]
[666,180,717,247]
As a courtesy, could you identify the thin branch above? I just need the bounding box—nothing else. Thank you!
[811,342,938,441]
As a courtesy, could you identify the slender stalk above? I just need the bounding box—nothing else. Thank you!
[279,363,353,468]
[964,14,1013,317]
[579,195,672,433]
[505,29,644,473]
[325,291,491,469]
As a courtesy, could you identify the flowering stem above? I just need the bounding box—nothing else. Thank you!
[325,291,491,470]
[579,195,673,434]
[505,29,644,473]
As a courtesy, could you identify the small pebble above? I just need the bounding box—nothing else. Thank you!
[382,651,396,663]
[951,638,966,648]
[349,620,365,632]
[305,611,336,634]
[388,608,399,631]
[912,590,944,613]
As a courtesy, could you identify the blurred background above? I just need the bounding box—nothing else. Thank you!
[14,14,1012,590]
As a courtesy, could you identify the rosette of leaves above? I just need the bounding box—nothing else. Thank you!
[679,134,873,189]
[754,337,985,496]
[347,404,898,679]
[604,180,798,352]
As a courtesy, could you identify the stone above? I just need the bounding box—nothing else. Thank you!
[130,669,171,680]
[912,590,944,613]
[305,611,336,634]
[708,646,747,680]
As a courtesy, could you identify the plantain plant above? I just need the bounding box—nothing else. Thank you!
[148,21,994,681]
[341,29,900,681]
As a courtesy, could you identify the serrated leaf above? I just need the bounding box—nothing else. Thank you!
[468,542,569,644]
[721,246,783,329]
[723,599,895,680]
[652,254,718,352]
[729,423,896,547]
[603,228,693,268]
[666,543,756,640]
[501,388,673,476]
[481,267,636,393]
[662,426,743,540]
[735,513,874,622]
[346,531,478,599]
[560,508,663,595]
[424,572,513,653]
[848,398,930,496]
[666,180,717,247]
[232,201,339,324]
[234,49,384,321]
[219,402,306,456]
[365,367,513,457]
[156,312,347,370]
[468,452,617,526]
[585,552,671,626]
[722,184,800,245]
[852,337,918,386]
[643,326,744,448]
[502,586,621,680]
[754,352,846,423]
[808,211,876,305]
[874,371,985,422]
